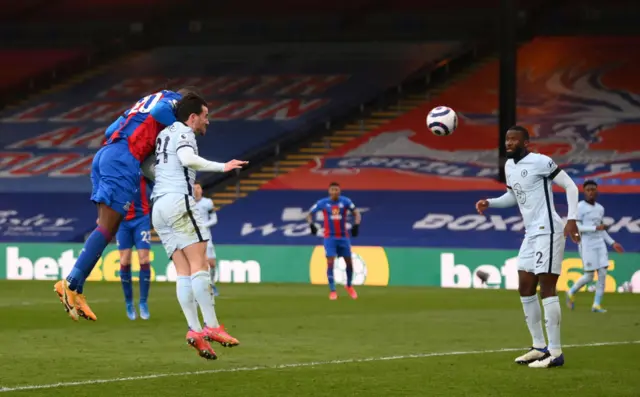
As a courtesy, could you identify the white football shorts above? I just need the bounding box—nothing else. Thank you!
[579,240,609,272]
[518,233,566,275]
[152,193,211,258]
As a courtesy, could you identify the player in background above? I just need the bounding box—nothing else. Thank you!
[116,176,154,320]
[307,182,361,300]
[476,126,580,369]
[152,93,246,359]
[54,87,198,322]
[194,182,219,296]
[566,180,624,313]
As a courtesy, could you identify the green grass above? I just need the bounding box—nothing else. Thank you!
[1,281,639,396]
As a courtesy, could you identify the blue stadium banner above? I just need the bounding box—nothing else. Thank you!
[214,190,640,251]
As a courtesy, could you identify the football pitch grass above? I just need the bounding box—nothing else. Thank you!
[1,281,639,396]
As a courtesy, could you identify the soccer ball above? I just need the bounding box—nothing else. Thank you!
[426,106,457,136]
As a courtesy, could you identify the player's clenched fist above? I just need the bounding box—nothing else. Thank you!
[224,160,248,172]
[475,199,489,215]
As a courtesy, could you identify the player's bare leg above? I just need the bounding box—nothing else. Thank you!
[54,203,120,321]
[343,256,358,299]
[208,257,219,296]
[326,257,337,300]
[137,248,151,320]
[514,271,548,364]
[173,249,216,360]
[529,273,564,368]
[119,248,136,320]
[185,242,239,348]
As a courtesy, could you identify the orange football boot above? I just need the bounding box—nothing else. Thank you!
[54,280,78,321]
[345,286,358,300]
[203,324,240,347]
[75,293,97,321]
[329,291,338,300]
[186,330,217,360]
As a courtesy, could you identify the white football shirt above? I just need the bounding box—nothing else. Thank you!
[195,197,217,230]
[151,122,198,200]
[505,152,565,236]
[577,200,614,245]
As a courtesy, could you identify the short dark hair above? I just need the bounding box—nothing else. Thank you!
[329,182,340,188]
[583,180,598,188]
[176,86,202,97]
[176,93,207,123]
[508,125,530,141]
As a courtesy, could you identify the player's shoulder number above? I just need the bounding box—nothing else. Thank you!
[129,92,164,115]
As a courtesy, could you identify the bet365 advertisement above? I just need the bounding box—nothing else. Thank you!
[1,243,638,293]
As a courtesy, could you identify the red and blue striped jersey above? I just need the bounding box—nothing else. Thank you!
[124,177,153,221]
[105,90,181,162]
[309,196,357,239]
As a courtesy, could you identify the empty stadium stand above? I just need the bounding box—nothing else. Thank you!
[210,37,640,251]
[0,41,464,242]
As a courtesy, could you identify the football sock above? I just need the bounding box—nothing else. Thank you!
[139,263,151,304]
[345,258,354,287]
[594,268,607,306]
[327,264,336,292]
[120,264,133,303]
[177,276,201,332]
[209,264,216,285]
[191,271,220,328]
[569,272,594,295]
[66,226,111,292]
[520,295,546,349]
[542,296,562,357]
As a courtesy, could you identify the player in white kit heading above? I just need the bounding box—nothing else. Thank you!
[566,180,624,313]
[476,126,580,369]
[194,182,219,296]
[151,93,246,360]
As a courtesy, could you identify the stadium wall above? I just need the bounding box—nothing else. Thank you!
[2,243,638,293]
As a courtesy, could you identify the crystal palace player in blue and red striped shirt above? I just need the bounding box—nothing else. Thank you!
[116,175,153,321]
[55,87,200,322]
[307,182,362,300]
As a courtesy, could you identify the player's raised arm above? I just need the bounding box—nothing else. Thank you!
[476,188,517,214]
[105,115,126,139]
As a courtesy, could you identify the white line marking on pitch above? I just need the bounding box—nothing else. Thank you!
[1,340,638,393]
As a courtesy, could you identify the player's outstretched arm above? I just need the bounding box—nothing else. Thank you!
[177,146,248,172]
[551,169,580,243]
[476,188,517,214]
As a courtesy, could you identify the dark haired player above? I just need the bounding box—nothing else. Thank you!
[307,182,362,300]
[476,126,580,369]
[152,93,245,359]
[566,180,624,313]
[54,87,200,322]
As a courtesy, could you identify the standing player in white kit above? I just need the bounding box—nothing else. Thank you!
[476,126,581,369]
[194,182,219,296]
[151,93,246,360]
[566,180,624,313]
